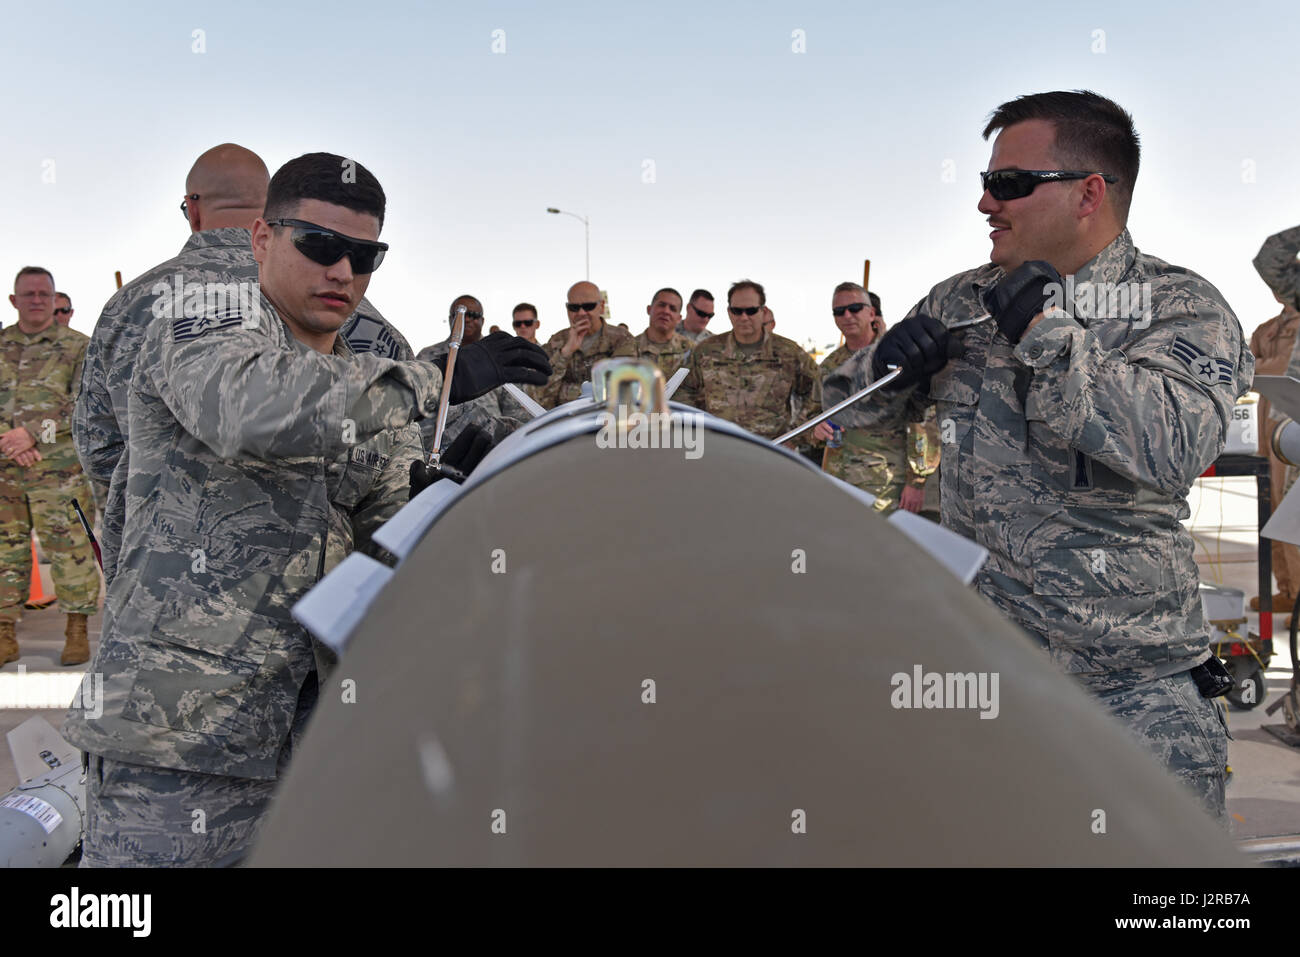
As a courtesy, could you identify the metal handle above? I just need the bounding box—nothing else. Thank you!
[773,367,902,446]
[428,306,466,467]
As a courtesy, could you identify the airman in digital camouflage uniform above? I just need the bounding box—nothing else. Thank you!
[538,281,637,407]
[830,91,1251,820]
[1,267,100,667]
[819,282,925,514]
[676,280,823,442]
[75,144,270,590]
[632,287,695,380]
[63,152,549,866]
[415,294,530,453]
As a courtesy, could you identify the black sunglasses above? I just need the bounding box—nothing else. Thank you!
[691,305,714,319]
[832,302,871,318]
[266,218,388,274]
[53,307,72,316]
[513,318,537,327]
[566,301,600,313]
[180,193,199,218]
[729,306,762,316]
[980,169,1118,201]
[453,310,484,320]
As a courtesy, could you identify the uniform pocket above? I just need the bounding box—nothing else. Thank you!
[1030,542,1170,660]
[122,583,276,737]
[1024,388,1134,506]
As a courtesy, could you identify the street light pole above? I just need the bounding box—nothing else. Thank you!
[546,207,590,280]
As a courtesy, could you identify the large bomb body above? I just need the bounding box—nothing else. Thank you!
[255,394,1242,867]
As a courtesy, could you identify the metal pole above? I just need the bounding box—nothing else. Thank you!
[773,367,902,445]
[428,306,467,467]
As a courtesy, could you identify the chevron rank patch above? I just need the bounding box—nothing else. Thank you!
[172,310,247,343]
[343,315,402,358]
[1170,337,1234,386]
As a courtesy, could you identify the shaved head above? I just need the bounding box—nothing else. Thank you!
[184,143,269,231]
[567,281,600,302]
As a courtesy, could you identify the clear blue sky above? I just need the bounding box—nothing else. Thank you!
[3,0,1298,351]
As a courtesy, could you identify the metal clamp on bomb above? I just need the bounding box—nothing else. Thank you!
[591,358,668,431]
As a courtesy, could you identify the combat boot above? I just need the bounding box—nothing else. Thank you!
[61,614,90,667]
[0,620,17,665]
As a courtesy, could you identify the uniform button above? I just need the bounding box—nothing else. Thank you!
[1027,345,1043,359]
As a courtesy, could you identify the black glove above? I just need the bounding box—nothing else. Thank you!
[432,332,551,404]
[982,260,1063,345]
[870,314,961,389]
[409,425,495,497]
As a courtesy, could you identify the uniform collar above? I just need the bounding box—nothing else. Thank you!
[179,227,253,254]
[722,329,772,357]
[966,229,1137,325]
[3,320,64,344]
[1074,228,1136,288]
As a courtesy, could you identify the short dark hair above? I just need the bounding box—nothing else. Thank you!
[55,291,72,306]
[833,281,866,298]
[689,288,713,305]
[728,279,765,306]
[512,302,537,318]
[13,266,54,292]
[448,294,481,319]
[982,90,1140,223]
[650,287,682,306]
[868,291,881,317]
[264,152,387,231]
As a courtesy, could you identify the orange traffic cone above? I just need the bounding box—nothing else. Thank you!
[25,538,56,610]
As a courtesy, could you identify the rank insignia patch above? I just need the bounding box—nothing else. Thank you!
[1170,337,1233,386]
[172,311,247,343]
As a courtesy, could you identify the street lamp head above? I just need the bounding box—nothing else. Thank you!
[546,207,560,214]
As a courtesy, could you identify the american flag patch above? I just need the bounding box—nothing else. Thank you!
[1169,336,1233,386]
[172,311,247,343]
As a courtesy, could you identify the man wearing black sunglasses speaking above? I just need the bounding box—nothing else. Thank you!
[538,281,636,407]
[825,91,1252,821]
[64,151,549,866]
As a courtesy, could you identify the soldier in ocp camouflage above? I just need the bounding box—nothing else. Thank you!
[1247,295,1300,612]
[538,283,637,408]
[633,287,695,381]
[830,94,1251,819]
[1,282,100,646]
[676,331,822,440]
[632,330,694,380]
[820,340,923,513]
